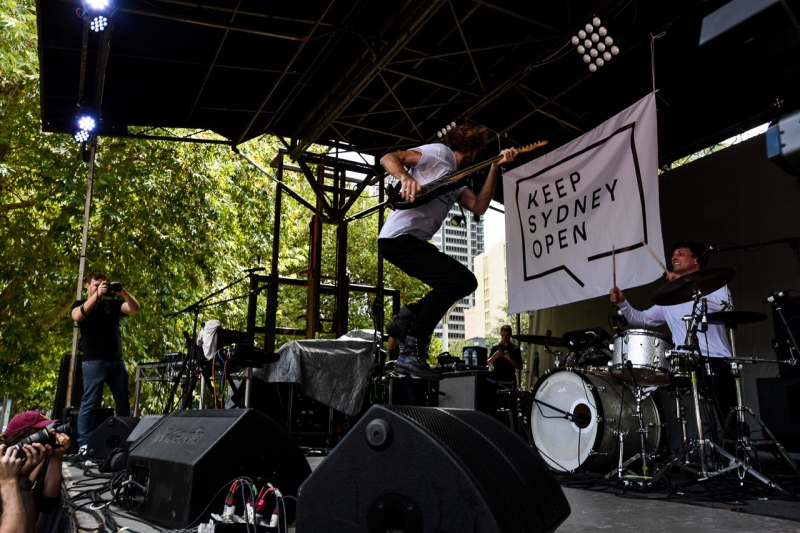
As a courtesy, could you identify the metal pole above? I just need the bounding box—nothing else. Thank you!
[67,137,97,407]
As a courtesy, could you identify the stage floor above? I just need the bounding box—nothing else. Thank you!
[63,454,800,532]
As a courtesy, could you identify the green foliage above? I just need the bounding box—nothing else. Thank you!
[0,1,429,414]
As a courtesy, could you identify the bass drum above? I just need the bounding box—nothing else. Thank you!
[529,369,662,473]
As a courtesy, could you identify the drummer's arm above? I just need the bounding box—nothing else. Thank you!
[618,300,666,328]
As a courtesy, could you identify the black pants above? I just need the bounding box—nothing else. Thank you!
[379,235,477,338]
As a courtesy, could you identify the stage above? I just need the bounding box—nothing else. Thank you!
[62,453,800,532]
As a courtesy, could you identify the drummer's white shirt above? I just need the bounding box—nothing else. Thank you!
[618,285,733,358]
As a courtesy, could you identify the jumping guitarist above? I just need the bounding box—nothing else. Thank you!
[378,123,518,379]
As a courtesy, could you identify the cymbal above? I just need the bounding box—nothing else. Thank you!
[651,267,735,306]
[706,311,767,326]
[512,334,567,347]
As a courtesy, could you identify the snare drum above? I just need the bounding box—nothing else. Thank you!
[529,369,662,473]
[610,330,673,385]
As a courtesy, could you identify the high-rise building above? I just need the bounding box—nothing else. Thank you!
[430,206,484,343]
[467,240,509,340]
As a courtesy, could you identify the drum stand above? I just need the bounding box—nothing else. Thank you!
[719,324,799,478]
[604,383,658,485]
[648,308,788,492]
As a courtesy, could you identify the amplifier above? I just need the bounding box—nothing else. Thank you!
[438,370,509,426]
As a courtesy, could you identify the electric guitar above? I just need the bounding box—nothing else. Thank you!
[386,140,548,210]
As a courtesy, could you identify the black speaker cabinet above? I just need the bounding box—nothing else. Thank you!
[296,405,571,533]
[87,416,139,460]
[61,406,114,454]
[124,415,164,453]
[125,409,311,529]
[757,377,800,451]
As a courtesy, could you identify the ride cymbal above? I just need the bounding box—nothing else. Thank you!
[651,267,735,306]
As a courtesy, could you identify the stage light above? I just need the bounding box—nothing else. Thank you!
[590,48,598,58]
[585,24,594,33]
[571,35,580,45]
[583,54,591,63]
[90,15,107,32]
[86,0,110,9]
[597,42,606,52]
[578,29,586,39]
[584,39,592,48]
[74,130,89,143]
[598,26,607,37]
[592,17,601,27]
[591,33,599,43]
[596,58,605,67]
[603,51,612,61]
[605,36,614,46]
[577,45,585,54]
[77,116,96,132]
[571,17,619,73]
[589,63,597,72]
[611,45,619,55]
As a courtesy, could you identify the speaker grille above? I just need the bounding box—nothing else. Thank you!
[389,406,570,533]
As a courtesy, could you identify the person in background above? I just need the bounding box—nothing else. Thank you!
[488,325,523,387]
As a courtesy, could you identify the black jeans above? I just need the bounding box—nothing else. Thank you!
[379,235,478,338]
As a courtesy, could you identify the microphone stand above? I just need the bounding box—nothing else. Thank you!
[704,237,800,275]
[162,271,258,413]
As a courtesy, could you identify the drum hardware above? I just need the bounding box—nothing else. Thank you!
[650,267,735,306]
[604,382,660,482]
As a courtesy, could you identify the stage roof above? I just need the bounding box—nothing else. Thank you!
[37,0,800,169]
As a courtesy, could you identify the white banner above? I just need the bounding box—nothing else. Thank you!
[504,94,664,313]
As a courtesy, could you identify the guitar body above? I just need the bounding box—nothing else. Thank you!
[386,140,547,210]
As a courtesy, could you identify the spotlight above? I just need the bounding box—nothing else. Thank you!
[578,30,586,39]
[598,26,608,37]
[596,58,605,67]
[90,15,107,32]
[591,33,600,43]
[611,45,619,55]
[585,23,594,33]
[592,17,602,27]
[571,35,580,45]
[589,63,597,72]
[589,49,598,58]
[570,18,619,73]
[597,42,606,52]
[77,116,96,132]
[605,36,614,46]
[74,130,90,143]
[577,45,585,54]
[583,54,591,63]
[584,39,592,48]
[603,51,612,61]
[86,0,110,9]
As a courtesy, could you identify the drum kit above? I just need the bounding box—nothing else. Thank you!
[513,267,800,491]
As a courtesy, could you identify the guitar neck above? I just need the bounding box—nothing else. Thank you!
[437,140,547,183]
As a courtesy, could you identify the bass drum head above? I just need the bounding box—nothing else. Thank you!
[530,370,662,474]
[530,370,602,472]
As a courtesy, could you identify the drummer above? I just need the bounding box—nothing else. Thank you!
[610,241,735,425]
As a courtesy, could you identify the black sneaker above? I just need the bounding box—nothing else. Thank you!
[396,335,441,380]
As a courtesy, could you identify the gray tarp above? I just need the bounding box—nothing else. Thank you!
[252,330,377,416]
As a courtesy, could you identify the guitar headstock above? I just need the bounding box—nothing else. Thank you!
[517,140,548,154]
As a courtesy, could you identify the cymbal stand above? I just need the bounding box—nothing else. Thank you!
[604,385,658,486]
[719,323,800,477]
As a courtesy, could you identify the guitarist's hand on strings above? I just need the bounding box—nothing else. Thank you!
[494,147,518,167]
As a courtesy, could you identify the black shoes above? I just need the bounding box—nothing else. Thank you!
[387,304,417,342]
[395,335,441,380]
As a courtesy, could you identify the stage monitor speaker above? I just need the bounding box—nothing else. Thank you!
[125,409,311,530]
[87,416,139,460]
[757,377,800,452]
[124,415,164,453]
[296,405,571,533]
[61,406,114,454]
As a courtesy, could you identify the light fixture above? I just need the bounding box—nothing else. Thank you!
[436,121,457,139]
[74,130,90,143]
[569,16,620,73]
[86,0,110,8]
[77,116,96,132]
[90,15,107,32]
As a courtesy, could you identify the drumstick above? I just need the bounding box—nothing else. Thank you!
[641,240,670,276]
[612,245,616,288]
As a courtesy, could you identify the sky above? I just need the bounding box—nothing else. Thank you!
[484,201,506,250]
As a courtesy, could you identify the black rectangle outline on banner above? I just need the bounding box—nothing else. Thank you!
[514,121,648,288]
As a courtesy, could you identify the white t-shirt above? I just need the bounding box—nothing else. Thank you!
[618,284,733,358]
[378,143,466,241]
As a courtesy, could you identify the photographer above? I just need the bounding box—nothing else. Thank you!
[70,272,140,454]
[488,325,523,387]
[0,411,70,533]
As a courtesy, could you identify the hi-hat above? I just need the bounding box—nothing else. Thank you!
[706,311,767,327]
[512,334,567,347]
[651,267,735,306]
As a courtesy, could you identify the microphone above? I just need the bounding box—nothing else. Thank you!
[763,291,786,304]
[572,413,592,426]
[700,298,708,332]
[242,267,266,273]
